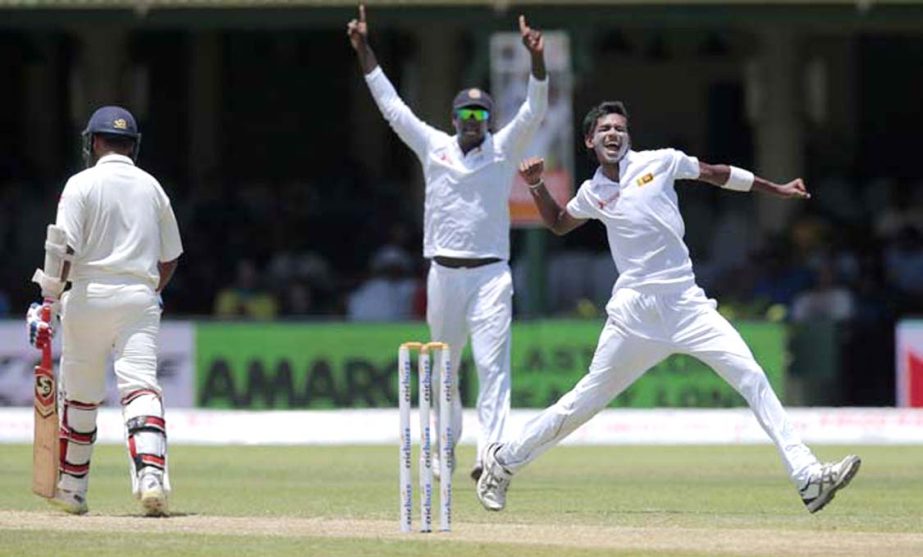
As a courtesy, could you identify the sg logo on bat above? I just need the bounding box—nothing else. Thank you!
[34,372,56,418]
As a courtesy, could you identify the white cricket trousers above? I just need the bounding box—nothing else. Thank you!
[501,285,818,486]
[61,278,163,403]
[427,260,513,463]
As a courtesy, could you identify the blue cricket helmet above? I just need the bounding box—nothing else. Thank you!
[81,105,142,167]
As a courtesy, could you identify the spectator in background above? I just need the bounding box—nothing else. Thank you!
[278,281,314,317]
[699,207,756,290]
[347,246,418,321]
[852,251,892,323]
[884,227,923,310]
[751,244,813,310]
[790,260,855,322]
[214,259,278,319]
[268,251,335,315]
[875,179,923,240]
[790,215,829,264]
[710,262,765,320]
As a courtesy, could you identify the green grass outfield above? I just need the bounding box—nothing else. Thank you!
[1,444,922,557]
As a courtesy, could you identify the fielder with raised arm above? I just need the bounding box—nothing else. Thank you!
[347,5,547,480]
[476,101,861,514]
[26,106,182,516]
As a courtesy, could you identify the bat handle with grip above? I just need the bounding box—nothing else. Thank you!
[40,304,52,369]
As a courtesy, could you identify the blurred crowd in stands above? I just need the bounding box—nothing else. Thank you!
[1,168,921,325]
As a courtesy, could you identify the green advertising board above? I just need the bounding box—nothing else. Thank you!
[196,320,785,409]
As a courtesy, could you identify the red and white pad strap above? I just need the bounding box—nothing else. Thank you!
[58,399,100,493]
[122,389,171,497]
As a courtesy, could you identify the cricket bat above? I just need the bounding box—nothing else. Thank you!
[32,305,59,498]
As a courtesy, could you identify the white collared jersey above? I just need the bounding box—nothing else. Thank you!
[566,149,701,295]
[55,154,183,289]
[365,67,548,260]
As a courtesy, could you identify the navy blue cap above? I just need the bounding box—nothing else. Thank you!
[452,88,493,112]
[82,106,140,139]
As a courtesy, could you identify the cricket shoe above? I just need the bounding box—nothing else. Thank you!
[139,470,169,517]
[476,442,512,511]
[800,454,861,513]
[49,488,88,515]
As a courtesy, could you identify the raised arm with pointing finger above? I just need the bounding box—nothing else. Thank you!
[347,3,439,158]
[347,3,548,481]
[346,4,377,74]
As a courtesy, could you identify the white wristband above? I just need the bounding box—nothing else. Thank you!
[724,166,754,192]
[527,180,545,190]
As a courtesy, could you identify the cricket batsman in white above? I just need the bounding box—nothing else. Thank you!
[347,4,547,480]
[26,105,182,516]
[475,101,861,514]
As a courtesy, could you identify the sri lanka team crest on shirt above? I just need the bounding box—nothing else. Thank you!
[637,172,654,187]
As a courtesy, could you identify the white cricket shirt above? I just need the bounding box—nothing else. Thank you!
[567,149,701,295]
[365,66,548,260]
[56,154,183,289]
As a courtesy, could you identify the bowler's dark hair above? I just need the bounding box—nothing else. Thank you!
[582,101,630,139]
